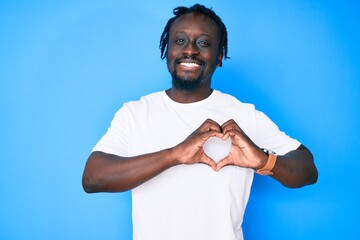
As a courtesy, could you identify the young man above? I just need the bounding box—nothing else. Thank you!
[82,4,318,240]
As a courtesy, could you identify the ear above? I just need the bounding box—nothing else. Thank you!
[217,51,223,67]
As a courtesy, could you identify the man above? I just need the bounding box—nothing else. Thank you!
[82,4,318,240]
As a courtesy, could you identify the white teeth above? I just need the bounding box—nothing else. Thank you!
[180,62,200,67]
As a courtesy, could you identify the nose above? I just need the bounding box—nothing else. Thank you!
[182,41,199,57]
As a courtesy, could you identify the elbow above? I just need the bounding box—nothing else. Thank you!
[308,166,319,185]
[82,173,96,193]
[82,152,107,193]
[82,169,126,193]
[306,150,318,185]
[294,148,319,188]
[82,171,103,193]
[283,166,319,189]
[304,154,319,186]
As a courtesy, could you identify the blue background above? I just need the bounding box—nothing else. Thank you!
[1,0,359,239]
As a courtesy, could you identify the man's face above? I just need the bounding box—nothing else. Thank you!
[167,12,223,91]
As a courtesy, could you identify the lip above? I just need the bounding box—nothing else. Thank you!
[176,58,204,69]
[179,62,201,68]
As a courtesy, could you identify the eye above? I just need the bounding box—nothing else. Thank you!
[197,40,209,47]
[175,38,186,45]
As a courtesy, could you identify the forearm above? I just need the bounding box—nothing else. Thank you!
[271,145,318,188]
[82,148,179,193]
[82,120,223,193]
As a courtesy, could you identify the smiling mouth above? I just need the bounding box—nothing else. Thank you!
[179,62,201,68]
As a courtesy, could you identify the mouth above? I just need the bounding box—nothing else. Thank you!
[176,57,204,69]
[179,62,201,68]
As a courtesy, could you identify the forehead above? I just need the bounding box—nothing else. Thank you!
[169,12,220,39]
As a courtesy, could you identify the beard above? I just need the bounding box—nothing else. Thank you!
[169,57,207,91]
[171,69,204,91]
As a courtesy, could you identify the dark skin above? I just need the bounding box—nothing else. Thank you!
[82,12,318,193]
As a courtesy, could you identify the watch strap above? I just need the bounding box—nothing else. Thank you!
[255,151,277,176]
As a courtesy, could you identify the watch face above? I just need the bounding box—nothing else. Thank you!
[262,148,276,155]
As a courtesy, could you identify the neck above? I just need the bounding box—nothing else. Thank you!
[165,85,213,103]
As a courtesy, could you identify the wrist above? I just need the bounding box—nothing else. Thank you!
[253,151,268,170]
[166,147,183,166]
[255,148,277,176]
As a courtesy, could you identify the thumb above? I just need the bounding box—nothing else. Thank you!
[201,155,217,171]
[215,157,228,171]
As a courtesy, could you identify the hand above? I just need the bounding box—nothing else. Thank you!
[215,119,267,171]
[173,119,224,170]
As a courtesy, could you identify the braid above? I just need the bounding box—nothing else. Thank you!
[159,4,229,60]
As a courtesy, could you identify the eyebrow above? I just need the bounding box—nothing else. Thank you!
[173,31,213,39]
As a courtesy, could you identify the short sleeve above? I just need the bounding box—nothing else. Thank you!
[92,105,130,157]
[254,111,301,155]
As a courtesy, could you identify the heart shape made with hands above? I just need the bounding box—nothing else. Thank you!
[202,137,232,163]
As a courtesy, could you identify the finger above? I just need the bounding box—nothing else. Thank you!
[222,125,251,146]
[221,119,236,129]
[199,119,222,133]
[215,158,228,171]
[221,130,238,141]
[201,155,217,170]
[221,120,242,134]
[199,129,224,144]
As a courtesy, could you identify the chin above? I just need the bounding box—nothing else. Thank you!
[172,74,203,91]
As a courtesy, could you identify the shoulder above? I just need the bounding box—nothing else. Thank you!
[213,90,256,111]
[123,91,164,109]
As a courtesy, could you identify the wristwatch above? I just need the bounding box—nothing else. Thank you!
[255,148,277,176]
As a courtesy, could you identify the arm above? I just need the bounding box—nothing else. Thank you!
[82,149,178,193]
[216,119,318,188]
[82,119,223,193]
[271,144,318,188]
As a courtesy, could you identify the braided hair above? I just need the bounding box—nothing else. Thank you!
[159,4,229,60]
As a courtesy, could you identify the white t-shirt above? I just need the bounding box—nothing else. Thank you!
[93,90,300,240]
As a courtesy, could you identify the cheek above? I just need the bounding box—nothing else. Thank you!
[166,56,174,73]
[204,54,218,69]
[166,48,178,70]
